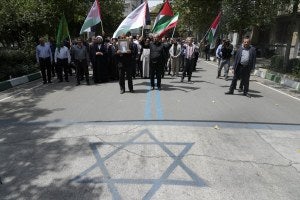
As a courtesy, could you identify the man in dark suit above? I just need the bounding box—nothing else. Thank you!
[149,35,165,90]
[116,35,134,94]
[225,36,256,97]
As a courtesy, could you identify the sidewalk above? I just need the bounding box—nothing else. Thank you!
[253,58,300,99]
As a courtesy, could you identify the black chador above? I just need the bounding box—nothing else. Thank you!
[93,42,108,83]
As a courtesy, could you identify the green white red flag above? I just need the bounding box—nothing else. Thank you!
[152,13,179,37]
[80,0,102,35]
[152,0,174,34]
[207,12,221,44]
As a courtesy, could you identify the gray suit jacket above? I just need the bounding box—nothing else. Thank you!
[233,45,256,70]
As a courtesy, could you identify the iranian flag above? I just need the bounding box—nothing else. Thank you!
[80,0,102,35]
[152,0,174,33]
[207,12,221,44]
[152,13,179,37]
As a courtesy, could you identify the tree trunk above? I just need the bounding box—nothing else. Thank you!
[283,0,299,72]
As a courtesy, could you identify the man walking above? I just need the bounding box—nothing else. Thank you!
[181,37,196,83]
[217,40,232,80]
[225,36,256,97]
[149,35,165,90]
[54,41,71,82]
[169,38,181,77]
[116,35,134,94]
[71,38,90,86]
[36,37,53,84]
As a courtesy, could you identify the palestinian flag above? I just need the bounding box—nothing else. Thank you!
[152,13,179,37]
[80,0,102,34]
[152,0,174,32]
[207,12,221,44]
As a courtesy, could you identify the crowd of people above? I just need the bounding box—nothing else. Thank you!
[35,33,255,96]
[35,34,200,93]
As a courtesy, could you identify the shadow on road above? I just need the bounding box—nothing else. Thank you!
[0,79,103,199]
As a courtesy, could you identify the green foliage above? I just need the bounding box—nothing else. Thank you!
[269,55,284,73]
[0,48,37,81]
[268,56,300,78]
[0,0,124,81]
[221,0,291,34]
[288,58,300,78]
[172,0,221,37]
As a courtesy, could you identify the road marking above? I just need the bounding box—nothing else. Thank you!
[155,90,164,120]
[144,87,152,120]
[0,96,13,102]
[204,60,300,102]
[255,82,300,102]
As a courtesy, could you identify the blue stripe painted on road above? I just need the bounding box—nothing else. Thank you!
[144,87,152,120]
[155,90,164,120]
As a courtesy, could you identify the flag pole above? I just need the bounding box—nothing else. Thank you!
[100,21,104,35]
[171,25,176,38]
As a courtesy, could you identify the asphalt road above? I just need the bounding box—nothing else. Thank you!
[0,59,299,200]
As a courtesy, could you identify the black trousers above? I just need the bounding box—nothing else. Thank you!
[229,64,251,93]
[56,58,69,81]
[150,61,163,88]
[75,60,89,83]
[182,58,193,81]
[119,62,133,91]
[39,57,51,83]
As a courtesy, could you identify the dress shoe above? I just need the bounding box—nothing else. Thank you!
[76,82,80,86]
[157,87,161,91]
[238,88,243,92]
[216,75,220,79]
[225,91,234,95]
[48,81,52,83]
[65,79,69,82]
[87,81,90,85]
[243,93,251,98]
[151,87,155,90]
[120,89,125,94]
[43,81,47,84]
[129,90,134,93]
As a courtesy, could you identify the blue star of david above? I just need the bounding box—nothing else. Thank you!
[71,129,206,200]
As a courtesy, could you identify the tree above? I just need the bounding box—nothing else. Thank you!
[221,0,291,42]
[283,0,299,72]
[171,0,221,38]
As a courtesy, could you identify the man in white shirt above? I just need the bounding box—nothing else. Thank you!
[55,42,71,82]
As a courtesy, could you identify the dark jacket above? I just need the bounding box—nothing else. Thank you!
[150,42,164,63]
[233,45,256,70]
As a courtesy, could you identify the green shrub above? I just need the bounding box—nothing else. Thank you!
[0,48,37,81]
[269,55,284,73]
[287,58,300,74]
[290,58,300,78]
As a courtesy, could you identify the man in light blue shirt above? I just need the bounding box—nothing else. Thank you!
[36,37,53,84]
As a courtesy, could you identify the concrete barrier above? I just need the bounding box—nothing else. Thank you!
[10,76,29,87]
[0,72,41,92]
[254,68,300,91]
[0,81,12,92]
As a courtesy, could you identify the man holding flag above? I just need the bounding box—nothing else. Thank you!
[55,14,71,82]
